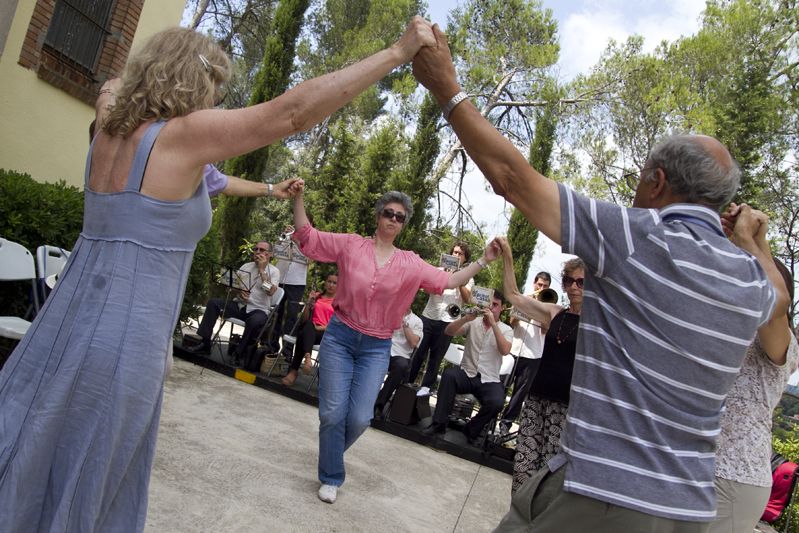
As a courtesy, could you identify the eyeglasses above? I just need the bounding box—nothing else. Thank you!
[562,276,584,289]
[623,166,659,189]
[381,208,407,224]
[253,247,270,253]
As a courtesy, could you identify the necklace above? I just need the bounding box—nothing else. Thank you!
[555,313,579,344]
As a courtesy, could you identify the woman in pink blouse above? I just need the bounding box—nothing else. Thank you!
[292,188,499,504]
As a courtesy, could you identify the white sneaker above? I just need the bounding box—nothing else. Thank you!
[416,386,431,397]
[318,484,337,504]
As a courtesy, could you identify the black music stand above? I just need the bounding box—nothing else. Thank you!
[209,264,252,363]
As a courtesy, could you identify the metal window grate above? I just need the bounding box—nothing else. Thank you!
[44,0,114,72]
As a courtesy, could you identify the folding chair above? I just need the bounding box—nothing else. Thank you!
[211,287,284,365]
[266,301,307,378]
[480,354,518,447]
[304,343,325,392]
[235,287,285,370]
[35,245,70,307]
[0,238,37,367]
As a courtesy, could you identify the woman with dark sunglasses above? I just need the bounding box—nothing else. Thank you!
[497,237,586,493]
[291,188,500,504]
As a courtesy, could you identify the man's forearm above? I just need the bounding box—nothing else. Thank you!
[444,317,468,336]
[437,99,562,243]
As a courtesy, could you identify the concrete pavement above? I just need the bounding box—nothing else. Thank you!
[145,358,512,532]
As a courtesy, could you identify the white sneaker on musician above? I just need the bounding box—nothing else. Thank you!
[318,484,337,504]
[416,386,431,397]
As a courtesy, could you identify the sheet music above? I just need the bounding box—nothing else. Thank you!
[215,264,253,290]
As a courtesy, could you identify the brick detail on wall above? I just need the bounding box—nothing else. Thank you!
[18,0,145,106]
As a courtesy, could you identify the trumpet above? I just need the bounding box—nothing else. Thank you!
[534,287,559,304]
[446,303,482,318]
[279,228,295,242]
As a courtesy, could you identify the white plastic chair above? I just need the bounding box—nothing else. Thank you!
[35,245,70,302]
[443,343,464,366]
[0,238,36,341]
[499,354,515,377]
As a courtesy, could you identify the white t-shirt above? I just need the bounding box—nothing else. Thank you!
[275,243,308,286]
[239,261,281,313]
[390,312,423,359]
[422,270,474,322]
[510,310,546,360]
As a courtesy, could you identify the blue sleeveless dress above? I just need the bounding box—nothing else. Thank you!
[0,121,211,532]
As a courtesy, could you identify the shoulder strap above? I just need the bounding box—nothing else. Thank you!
[84,135,98,188]
[125,120,167,192]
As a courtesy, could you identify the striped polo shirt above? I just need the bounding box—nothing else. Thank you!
[550,184,776,521]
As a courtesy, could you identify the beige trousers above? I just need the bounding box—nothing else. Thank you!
[708,477,770,533]
[494,465,711,533]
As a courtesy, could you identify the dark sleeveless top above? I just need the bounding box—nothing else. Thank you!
[528,309,580,404]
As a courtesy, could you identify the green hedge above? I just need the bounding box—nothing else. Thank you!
[0,170,84,316]
[0,169,84,251]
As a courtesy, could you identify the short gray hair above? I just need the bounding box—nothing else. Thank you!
[375,191,413,221]
[644,135,741,211]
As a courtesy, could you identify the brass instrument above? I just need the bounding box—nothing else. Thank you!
[534,287,559,304]
[446,303,482,319]
[279,228,295,242]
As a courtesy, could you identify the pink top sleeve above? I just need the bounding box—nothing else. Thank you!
[293,223,449,338]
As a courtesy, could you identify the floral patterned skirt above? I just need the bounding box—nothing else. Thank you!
[511,394,569,493]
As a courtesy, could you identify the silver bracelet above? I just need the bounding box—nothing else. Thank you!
[476,256,488,269]
[267,183,273,197]
[442,91,468,121]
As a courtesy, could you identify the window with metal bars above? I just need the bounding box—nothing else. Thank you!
[43,0,114,73]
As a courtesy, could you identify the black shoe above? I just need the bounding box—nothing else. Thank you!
[465,432,482,447]
[185,342,210,355]
[421,423,446,437]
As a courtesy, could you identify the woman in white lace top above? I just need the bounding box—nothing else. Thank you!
[710,205,798,533]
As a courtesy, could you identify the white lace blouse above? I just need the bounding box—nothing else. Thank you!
[715,334,799,486]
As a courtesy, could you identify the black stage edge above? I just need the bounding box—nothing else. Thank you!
[174,342,514,476]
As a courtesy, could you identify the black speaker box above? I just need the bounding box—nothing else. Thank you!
[389,384,430,425]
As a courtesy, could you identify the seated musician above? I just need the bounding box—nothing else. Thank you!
[188,241,280,362]
[422,290,513,445]
[282,273,337,386]
[373,306,424,418]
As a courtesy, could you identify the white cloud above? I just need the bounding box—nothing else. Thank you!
[556,0,704,81]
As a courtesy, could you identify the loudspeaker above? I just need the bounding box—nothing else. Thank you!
[389,384,430,425]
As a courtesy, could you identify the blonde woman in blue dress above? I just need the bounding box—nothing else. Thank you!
[0,19,435,532]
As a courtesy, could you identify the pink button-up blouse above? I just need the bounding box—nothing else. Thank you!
[293,223,449,339]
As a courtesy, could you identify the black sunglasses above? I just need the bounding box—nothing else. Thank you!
[381,208,407,224]
[562,275,584,289]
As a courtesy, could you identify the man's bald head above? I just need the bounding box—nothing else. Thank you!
[643,134,741,211]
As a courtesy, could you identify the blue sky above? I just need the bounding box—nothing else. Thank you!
[423,0,706,291]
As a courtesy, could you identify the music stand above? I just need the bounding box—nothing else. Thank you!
[209,264,253,361]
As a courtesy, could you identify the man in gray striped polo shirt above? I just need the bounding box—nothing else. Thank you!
[413,30,779,532]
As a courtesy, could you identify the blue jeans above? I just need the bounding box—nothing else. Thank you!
[317,315,391,486]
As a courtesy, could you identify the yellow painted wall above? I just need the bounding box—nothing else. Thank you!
[0,0,185,188]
